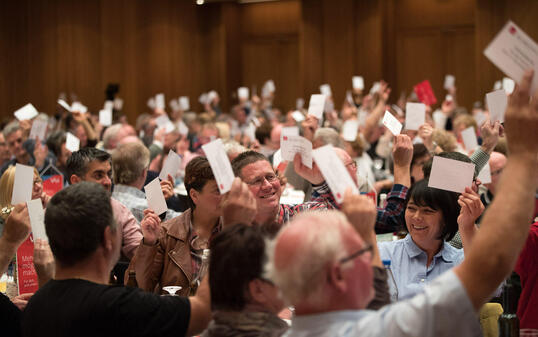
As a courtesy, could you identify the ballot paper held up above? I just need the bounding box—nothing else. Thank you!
[312,145,358,204]
[202,139,235,194]
[179,96,190,111]
[144,178,167,215]
[342,120,360,141]
[14,104,39,121]
[291,110,305,122]
[99,109,112,126]
[433,110,447,130]
[477,162,492,185]
[159,150,182,181]
[12,164,34,205]
[494,81,502,90]
[382,111,402,135]
[71,102,87,114]
[177,120,189,136]
[27,199,47,241]
[484,20,538,93]
[503,77,515,95]
[461,126,479,152]
[281,126,299,140]
[29,119,47,141]
[104,100,114,112]
[155,94,165,110]
[352,76,364,90]
[154,114,171,128]
[444,75,456,90]
[319,84,332,96]
[486,89,508,123]
[296,98,305,110]
[474,111,488,126]
[198,93,209,105]
[428,156,475,193]
[307,94,326,119]
[405,103,426,130]
[65,132,80,152]
[238,87,249,100]
[281,135,312,168]
[414,80,437,106]
[57,99,72,112]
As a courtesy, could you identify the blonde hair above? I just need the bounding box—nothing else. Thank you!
[432,129,457,152]
[453,114,477,131]
[0,166,40,208]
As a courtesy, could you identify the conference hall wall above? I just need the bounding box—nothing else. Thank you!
[1,0,537,123]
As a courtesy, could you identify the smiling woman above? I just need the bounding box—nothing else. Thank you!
[377,179,465,301]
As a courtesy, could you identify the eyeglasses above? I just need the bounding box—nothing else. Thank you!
[339,243,373,264]
[245,173,278,187]
[346,161,357,169]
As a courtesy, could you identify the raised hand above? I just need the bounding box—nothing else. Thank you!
[140,209,162,245]
[392,134,413,168]
[33,239,55,287]
[222,178,257,227]
[457,187,485,230]
[293,153,324,185]
[160,174,175,200]
[2,203,31,246]
[480,118,503,154]
[341,189,377,242]
[301,115,319,142]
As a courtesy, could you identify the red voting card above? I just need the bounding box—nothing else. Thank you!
[414,80,437,106]
[42,174,63,196]
[16,235,39,295]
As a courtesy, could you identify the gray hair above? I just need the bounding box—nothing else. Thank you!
[266,210,350,306]
[111,142,150,185]
[2,121,21,138]
[102,123,123,150]
[313,128,345,149]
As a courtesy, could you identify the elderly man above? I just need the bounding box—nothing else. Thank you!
[0,121,50,175]
[268,70,538,336]
[111,142,180,222]
[66,148,142,260]
[21,182,211,337]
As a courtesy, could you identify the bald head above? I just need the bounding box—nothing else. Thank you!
[334,147,358,185]
[486,152,507,195]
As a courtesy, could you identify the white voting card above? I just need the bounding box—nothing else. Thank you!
[405,103,426,130]
[444,75,455,90]
[473,111,488,127]
[29,119,47,141]
[99,109,112,127]
[428,156,475,193]
[503,77,515,95]
[312,144,358,204]
[155,93,165,110]
[202,139,235,194]
[12,164,34,205]
[154,114,171,128]
[272,149,282,169]
[382,111,402,135]
[484,20,538,93]
[307,94,326,119]
[179,96,190,111]
[71,102,87,113]
[433,110,447,130]
[65,132,80,152]
[291,110,305,122]
[177,120,189,136]
[296,98,305,110]
[159,150,182,181]
[461,126,479,152]
[477,162,492,185]
[27,199,47,242]
[281,126,299,141]
[14,103,39,121]
[57,99,72,112]
[281,135,312,168]
[352,76,364,90]
[320,84,332,96]
[486,89,508,123]
[342,120,360,141]
[104,100,114,112]
[238,87,249,100]
[144,177,167,215]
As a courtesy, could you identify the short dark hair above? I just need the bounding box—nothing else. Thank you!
[422,152,475,179]
[184,156,215,210]
[405,179,460,242]
[45,130,66,157]
[209,224,267,311]
[66,148,111,180]
[255,122,272,145]
[231,150,271,177]
[45,182,115,266]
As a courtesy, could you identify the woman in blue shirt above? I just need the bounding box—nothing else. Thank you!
[378,179,483,301]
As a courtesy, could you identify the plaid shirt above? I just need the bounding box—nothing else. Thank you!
[112,184,181,223]
[277,182,337,225]
[375,184,408,234]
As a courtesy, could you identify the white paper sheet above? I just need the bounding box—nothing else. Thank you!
[352,76,364,90]
[405,102,426,130]
[444,75,455,90]
[312,145,358,204]
[65,132,80,152]
[486,89,508,123]
[177,120,189,136]
[461,126,479,152]
[159,150,182,181]
[154,114,171,128]
[272,149,282,169]
[307,94,326,119]
[281,126,299,140]
[202,139,235,194]
[57,99,72,112]
[14,103,39,121]
[296,98,305,110]
[12,164,34,205]
[179,96,190,111]
[502,77,515,94]
[155,93,165,110]
[382,111,402,135]
[104,100,114,112]
[342,120,360,141]
[484,20,538,93]
[290,110,304,122]
[428,156,475,193]
[432,110,448,130]
[281,135,312,168]
[144,177,167,215]
[27,199,47,241]
[29,119,47,141]
[238,87,249,100]
[477,162,492,185]
[319,84,332,96]
[71,102,87,113]
[99,109,112,127]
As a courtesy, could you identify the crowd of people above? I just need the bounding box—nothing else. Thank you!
[0,68,537,337]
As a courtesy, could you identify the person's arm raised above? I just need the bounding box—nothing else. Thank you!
[392,134,413,188]
[453,69,538,310]
[0,204,31,274]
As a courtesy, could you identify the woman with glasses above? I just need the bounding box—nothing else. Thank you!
[127,156,223,296]
[377,179,483,301]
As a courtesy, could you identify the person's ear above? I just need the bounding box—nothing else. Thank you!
[327,263,347,293]
[189,188,199,205]
[102,226,115,253]
[248,279,267,304]
[70,174,81,185]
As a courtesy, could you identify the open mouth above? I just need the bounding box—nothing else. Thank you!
[259,191,277,199]
[411,224,427,231]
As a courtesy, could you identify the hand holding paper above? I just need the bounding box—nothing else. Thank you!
[281,135,312,168]
[221,178,257,227]
[405,103,426,130]
[144,177,168,215]
[461,127,479,152]
[159,150,182,180]
[12,164,34,205]
[27,199,47,242]
[307,94,326,119]
[202,139,235,194]
[428,156,475,193]
[294,153,324,186]
[382,111,402,135]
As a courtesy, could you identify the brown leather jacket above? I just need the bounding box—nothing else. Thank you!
[125,209,196,296]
